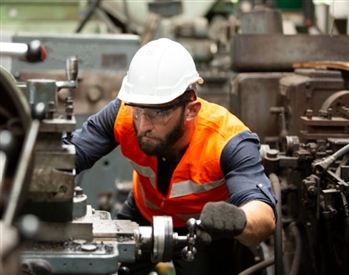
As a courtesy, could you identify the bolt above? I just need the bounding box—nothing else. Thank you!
[307,186,317,196]
[65,105,74,120]
[104,243,114,253]
[186,218,197,230]
[59,185,68,193]
[305,109,313,119]
[266,149,279,159]
[74,186,84,196]
[47,101,56,119]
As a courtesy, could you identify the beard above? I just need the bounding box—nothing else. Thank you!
[134,110,186,156]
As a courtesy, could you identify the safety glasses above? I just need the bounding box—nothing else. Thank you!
[125,100,192,124]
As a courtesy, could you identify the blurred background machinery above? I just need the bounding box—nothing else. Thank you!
[1,0,349,274]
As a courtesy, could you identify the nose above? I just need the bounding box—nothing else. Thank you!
[137,114,154,132]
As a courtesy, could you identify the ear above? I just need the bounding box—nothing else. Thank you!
[186,101,201,121]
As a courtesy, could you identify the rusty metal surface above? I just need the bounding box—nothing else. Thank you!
[300,112,349,140]
[279,69,349,137]
[231,34,349,72]
[231,72,292,143]
[35,150,75,170]
[19,71,123,115]
[240,8,283,34]
[197,71,231,111]
[29,168,75,202]
[39,118,76,133]
[293,61,349,72]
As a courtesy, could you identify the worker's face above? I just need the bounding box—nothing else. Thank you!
[130,101,188,156]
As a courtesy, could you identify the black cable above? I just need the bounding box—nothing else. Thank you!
[239,256,275,275]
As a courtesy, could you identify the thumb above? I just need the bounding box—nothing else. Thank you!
[196,228,212,245]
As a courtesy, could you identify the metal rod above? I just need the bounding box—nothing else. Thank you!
[0,42,28,56]
[269,173,283,275]
[3,120,40,226]
[75,0,101,33]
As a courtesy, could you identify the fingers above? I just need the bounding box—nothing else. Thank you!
[196,228,212,245]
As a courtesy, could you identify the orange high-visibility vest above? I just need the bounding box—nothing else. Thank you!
[114,98,249,227]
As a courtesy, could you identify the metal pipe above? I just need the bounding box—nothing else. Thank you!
[239,256,275,275]
[289,222,302,275]
[75,0,101,33]
[3,120,40,226]
[315,143,349,175]
[123,0,131,33]
[0,42,28,56]
[269,173,283,275]
[336,155,349,217]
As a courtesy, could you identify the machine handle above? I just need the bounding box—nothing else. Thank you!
[181,218,201,261]
[0,40,48,62]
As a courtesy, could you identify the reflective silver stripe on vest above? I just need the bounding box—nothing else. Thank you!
[128,162,159,210]
[138,181,160,210]
[169,178,225,198]
[128,160,156,189]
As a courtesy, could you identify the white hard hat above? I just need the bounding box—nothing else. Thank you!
[118,38,201,104]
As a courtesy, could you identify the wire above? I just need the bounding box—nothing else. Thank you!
[239,256,275,275]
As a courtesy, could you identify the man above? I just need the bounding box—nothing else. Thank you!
[65,38,276,274]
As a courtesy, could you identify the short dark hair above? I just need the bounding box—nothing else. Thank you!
[178,84,197,102]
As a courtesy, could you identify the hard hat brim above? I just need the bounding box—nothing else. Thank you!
[117,75,202,105]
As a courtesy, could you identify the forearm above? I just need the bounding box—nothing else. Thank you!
[63,98,120,173]
[235,200,276,246]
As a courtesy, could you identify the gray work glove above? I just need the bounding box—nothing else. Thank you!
[197,201,247,245]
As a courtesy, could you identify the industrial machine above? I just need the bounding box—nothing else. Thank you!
[261,86,349,275]
[230,7,349,275]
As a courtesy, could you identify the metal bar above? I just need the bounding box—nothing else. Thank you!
[75,0,101,33]
[0,42,28,56]
[3,120,40,226]
[231,34,349,72]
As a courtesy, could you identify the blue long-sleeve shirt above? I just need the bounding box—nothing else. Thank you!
[63,97,277,213]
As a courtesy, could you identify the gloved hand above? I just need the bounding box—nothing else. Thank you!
[196,201,247,245]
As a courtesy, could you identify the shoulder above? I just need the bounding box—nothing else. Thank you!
[197,98,249,135]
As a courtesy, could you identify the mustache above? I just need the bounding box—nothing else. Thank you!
[137,131,159,140]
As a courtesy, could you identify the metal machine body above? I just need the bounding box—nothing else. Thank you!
[261,98,349,275]
[229,14,349,273]
[9,33,140,217]
[227,8,349,275]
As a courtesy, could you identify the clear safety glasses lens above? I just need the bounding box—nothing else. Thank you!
[125,100,191,124]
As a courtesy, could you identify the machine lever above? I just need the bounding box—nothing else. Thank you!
[181,218,201,261]
[0,40,47,62]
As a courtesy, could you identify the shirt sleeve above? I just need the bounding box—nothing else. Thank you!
[63,97,121,174]
[220,130,277,214]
